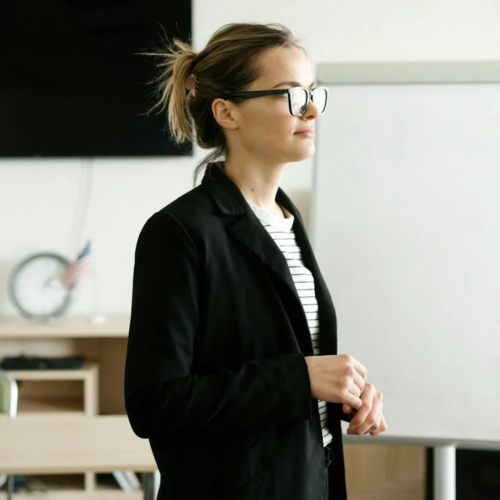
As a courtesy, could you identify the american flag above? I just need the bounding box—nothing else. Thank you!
[60,239,96,291]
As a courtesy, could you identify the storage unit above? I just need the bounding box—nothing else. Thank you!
[0,314,157,499]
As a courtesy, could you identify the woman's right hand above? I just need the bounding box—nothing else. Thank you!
[304,354,367,408]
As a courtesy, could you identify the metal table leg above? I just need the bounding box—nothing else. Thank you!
[434,444,456,500]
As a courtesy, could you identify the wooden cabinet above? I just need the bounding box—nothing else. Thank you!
[0,314,157,499]
[343,443,426,500]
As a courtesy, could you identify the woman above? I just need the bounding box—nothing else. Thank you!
[124,22,386,500]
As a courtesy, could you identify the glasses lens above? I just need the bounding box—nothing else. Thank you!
[312,87,328,114]
[290,88,308,116]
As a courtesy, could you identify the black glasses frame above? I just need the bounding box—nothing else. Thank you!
[219,86,329,116]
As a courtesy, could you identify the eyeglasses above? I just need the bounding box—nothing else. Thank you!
[219,86,329,117]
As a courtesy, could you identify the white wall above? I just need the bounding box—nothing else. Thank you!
[2,0,500,316]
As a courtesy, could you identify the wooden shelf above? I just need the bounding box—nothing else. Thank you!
[17,396,84,414]
[0,414,156,473]
[3,361,98,380]
[0,490,144,500]
[0,473,145,499]
[3,361,99,416]
[0,413,87,421]
[0,314,130,338]
[0,314,157,498]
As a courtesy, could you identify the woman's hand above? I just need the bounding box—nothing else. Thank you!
[343,383,387,436]
[305,354,367,409]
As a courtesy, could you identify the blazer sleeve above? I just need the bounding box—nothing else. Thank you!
[124,210,313,440]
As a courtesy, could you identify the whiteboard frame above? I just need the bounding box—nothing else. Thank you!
[316,60,500,84]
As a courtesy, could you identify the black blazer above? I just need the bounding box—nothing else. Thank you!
[124,162,351,500]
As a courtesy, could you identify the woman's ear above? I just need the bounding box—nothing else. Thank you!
[212,98,239,132]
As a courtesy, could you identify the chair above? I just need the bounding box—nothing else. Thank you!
[0,370,18,499]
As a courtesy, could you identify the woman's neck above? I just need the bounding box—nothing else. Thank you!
[223,158,287,214]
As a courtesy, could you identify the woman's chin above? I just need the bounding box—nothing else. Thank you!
[294,143,315,160]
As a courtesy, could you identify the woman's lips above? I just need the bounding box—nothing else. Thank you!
[295,130,315,137]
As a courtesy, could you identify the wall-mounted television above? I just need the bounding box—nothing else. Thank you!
[1,0,193,158]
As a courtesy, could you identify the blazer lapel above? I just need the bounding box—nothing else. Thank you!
[201,162,337,356]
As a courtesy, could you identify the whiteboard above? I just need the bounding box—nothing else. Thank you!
[311,63,500,443]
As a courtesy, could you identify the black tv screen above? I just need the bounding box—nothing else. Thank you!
[1,0,193,158]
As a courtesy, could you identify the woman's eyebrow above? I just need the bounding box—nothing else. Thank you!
[272,80,316,88]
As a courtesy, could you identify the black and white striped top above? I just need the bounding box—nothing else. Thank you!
[245,198,333,448]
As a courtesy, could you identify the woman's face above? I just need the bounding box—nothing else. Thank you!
[212,46,320,165]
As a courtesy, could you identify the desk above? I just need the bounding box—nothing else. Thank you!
[341,426,500,500]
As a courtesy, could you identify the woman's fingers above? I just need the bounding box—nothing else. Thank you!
[370,414,387,436]
[343,403,353,414]
[348,384,382,433]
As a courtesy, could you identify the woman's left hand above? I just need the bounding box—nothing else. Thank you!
[343,383,387,436]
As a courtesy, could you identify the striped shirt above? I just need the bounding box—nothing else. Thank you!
[245,199,333,448]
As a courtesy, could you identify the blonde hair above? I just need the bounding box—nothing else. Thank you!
[140,22,306,188]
